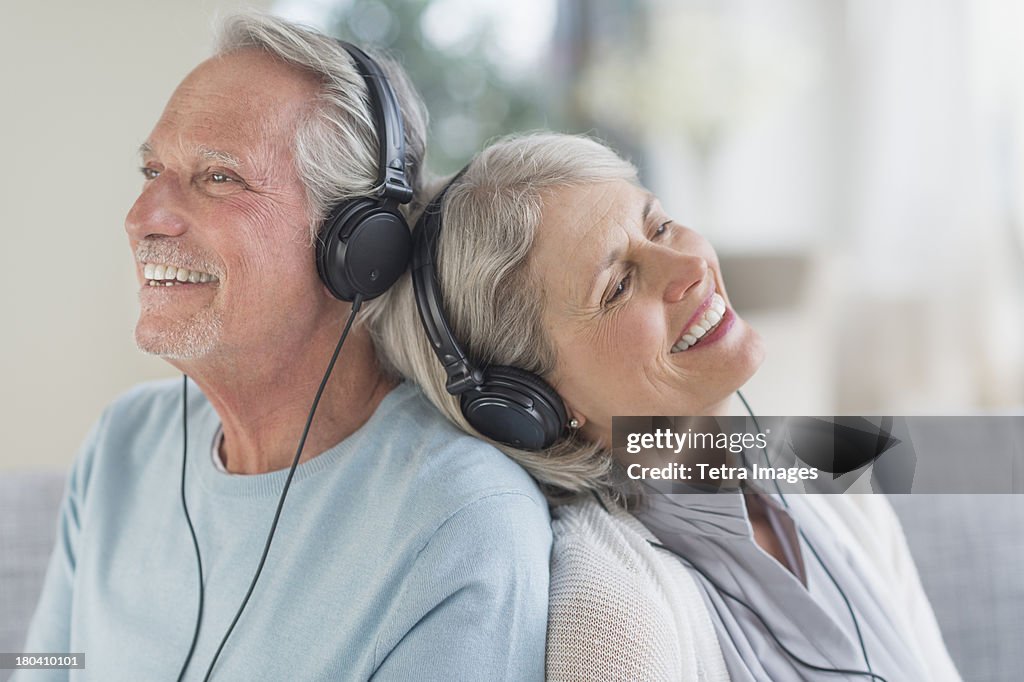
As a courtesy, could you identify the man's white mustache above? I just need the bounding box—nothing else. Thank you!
[135,241,221,277]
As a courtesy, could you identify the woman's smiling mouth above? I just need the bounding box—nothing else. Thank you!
[671,292,727,353]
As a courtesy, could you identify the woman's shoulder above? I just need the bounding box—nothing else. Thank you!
[546,498,728,682]
[797,493,906,558]
[551,496,657,560]
[547,499,680,680]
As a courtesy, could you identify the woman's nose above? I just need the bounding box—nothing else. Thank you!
[661,251,709,303]
[124,173,189,241]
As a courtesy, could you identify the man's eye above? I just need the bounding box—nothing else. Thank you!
[606,273,632,305]
[209,172,232,183]
[140,167,160,181]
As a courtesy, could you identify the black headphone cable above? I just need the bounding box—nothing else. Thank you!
[645,538,888,681]
[735,389,882,681]
[175,294,364,682]
[176,375,204,682]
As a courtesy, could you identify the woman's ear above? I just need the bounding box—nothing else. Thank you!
[564,404,586,430]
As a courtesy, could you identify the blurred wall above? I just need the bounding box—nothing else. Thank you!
[0,1,271,471]
[2,0,1020,472]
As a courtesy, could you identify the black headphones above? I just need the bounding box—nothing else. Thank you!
[315,42,414,303]
[410,174,569,450]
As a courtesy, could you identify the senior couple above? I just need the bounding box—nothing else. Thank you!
[20,12,960,682]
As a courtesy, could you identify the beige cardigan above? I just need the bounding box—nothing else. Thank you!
[545,494,962,681]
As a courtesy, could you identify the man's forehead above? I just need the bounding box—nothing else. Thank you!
[181,49,319,108]
[141,52,317,171]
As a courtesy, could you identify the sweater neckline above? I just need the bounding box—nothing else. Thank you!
[189,380,414,498]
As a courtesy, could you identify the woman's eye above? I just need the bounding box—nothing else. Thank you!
[140,167,159,181]
[606,273,632,305]
[653,221,671,239]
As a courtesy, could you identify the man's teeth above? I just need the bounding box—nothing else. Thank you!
[671,293,727,353]
[143,263,218,287]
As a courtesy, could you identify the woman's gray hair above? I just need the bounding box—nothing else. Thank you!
[215,12,428,242]
[365,132,639,502]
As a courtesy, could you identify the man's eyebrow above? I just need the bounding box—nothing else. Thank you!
[196,145,243,169]
[135,143,243,170]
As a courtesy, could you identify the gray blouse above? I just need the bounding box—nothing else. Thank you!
[633,483,933,681]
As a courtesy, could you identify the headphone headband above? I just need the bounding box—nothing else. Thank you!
[410,170,569,450]
[411,171,482,394]
[337,41,413,205]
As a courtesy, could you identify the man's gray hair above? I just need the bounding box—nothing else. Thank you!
[216,13,428,242]
[366,132,639,502]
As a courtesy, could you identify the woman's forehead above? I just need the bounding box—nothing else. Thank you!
[538,180,651,244]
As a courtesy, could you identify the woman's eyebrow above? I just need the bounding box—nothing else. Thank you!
[586,246,624,302]
[641,194,655,224]
[583,193,658,302]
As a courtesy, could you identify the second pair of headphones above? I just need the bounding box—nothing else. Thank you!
[411,176,569,450]
[316,42,414,303]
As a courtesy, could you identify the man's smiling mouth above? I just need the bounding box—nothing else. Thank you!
[143,262,220,287]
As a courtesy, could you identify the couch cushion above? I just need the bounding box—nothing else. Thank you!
[0,471,66,679]
[890,494,1024,682]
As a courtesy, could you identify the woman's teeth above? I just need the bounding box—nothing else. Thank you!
[143,262,219,287]
[671,293,726,353]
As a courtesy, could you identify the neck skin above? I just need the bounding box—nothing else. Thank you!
[170,311,396,475]
[745,491,804,582]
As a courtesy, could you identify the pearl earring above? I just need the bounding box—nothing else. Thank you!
[569,418,580,429]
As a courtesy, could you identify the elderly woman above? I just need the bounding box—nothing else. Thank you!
[366,133,960,681]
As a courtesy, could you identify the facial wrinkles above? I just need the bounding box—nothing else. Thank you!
[638,359,702,411]
[246,109,304,193]
[559,206,631,320]
[159,110,308,244]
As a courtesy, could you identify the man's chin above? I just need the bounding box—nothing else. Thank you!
[134,320,220,360]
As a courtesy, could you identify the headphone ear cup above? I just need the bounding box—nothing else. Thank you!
[317,198,412,302]
[460,365,567,450]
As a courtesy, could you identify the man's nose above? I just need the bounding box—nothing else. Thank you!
[125,174,189,240]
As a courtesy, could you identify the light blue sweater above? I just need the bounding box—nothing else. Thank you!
[17,379,552,681]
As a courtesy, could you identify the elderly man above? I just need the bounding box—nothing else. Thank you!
[17,13,550,681]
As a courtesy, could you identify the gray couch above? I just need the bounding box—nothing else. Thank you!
[1,473,1021,681]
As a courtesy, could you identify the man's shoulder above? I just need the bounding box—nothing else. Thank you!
[59,379,190,503]
[106,376,185,414]
[372,383,548,500]
[91,377,195,441]
[358,382,551,534]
